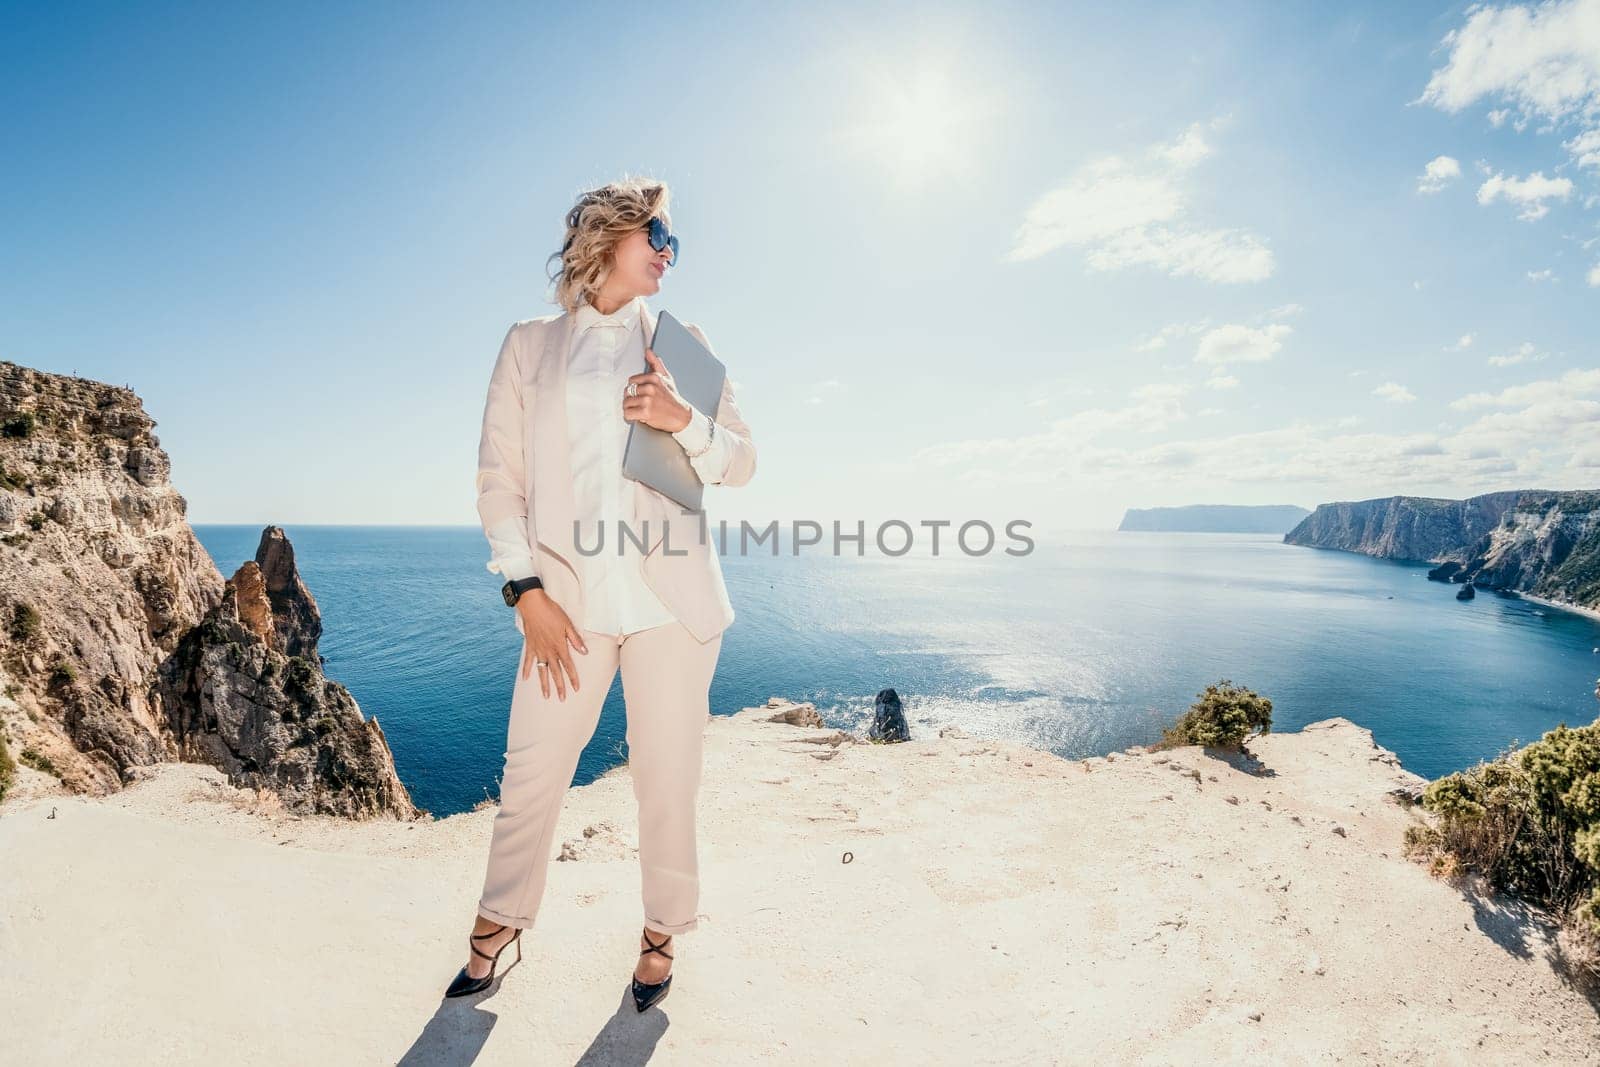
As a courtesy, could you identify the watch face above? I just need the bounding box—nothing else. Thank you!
[502,583,517,606]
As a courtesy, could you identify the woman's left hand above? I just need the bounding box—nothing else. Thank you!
[623,347,694,433]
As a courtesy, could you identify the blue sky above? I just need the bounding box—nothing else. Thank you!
[2,0,1596,534]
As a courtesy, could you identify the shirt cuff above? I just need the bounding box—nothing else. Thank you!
[670,402,713,454]
[490,554,538,581]
[484,516,538,581]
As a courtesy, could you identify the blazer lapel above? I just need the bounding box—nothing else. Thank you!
[530,310,581,579]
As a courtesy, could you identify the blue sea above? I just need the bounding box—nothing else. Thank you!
[192,526,1600,818]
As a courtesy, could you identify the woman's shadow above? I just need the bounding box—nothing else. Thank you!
[396,960,675,1067]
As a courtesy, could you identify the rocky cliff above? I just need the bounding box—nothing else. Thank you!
[0,360,417,818]
[1429,491,1600,609]
[1282,491,1526,561]
[1284,489,1600,611]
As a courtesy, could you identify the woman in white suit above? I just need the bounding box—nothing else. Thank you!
[446,177,756,1011]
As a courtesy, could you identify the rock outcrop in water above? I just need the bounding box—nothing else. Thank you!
[0,360,418,819]
[155,527,418,819]
[1284,490,1600,612]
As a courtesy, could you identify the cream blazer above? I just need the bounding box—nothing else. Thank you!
[475,304,757,644]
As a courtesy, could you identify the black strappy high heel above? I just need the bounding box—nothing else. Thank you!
[631,930,675,1012]
[445,921,523,999]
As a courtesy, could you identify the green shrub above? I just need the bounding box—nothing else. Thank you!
[0,466,21,490]
[195,615,230,646]
[283,655,320,707]
[0,731,14,803]
[19,745,58,777]
[9,602,40,642]
[1412,715,1600,976]
[25,512,44,531]
[47,659,75,687]
[1156,679,1273,750]
[2,412,36,438]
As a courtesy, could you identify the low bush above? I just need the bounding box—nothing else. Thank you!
[1406,712,1600,981]
[0,731,14,803]
[1155,679,1273,750]
[18,745,57,778]
[9,602,40,642]
[2,412,36,438]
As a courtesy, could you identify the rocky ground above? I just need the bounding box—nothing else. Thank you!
[3,697,1597,1064]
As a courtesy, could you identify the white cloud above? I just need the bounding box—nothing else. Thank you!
[1450,367,1600,410]
[1194,323,1292,368]
[893,367,1600,495]
[1417,154,1462,193]
[1373,381,1417,403]
[1136,304,1299,354]
[1589,262,1600,285]
[1567,127,1600,168]
[1476,170,1574,220]
[1526,268,1558,281]
[1024,380,1098,410]
[908,382,1193,469]
[1155,122,1215,167]
[1205,373,1239,390]
[1134,318,1211,351]
[1417,0,1600,128]
[1006,119,1274,283]
[1417,1,1600,173]
[1447,333,1476,351]
[1489,341,1549,367]
[1083,225,1273,283]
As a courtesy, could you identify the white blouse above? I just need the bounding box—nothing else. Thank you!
[483,294,735,637]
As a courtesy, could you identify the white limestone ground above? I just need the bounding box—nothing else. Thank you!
[3,698,1597,1065]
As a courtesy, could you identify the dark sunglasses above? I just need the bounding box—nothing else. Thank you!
[646,217,679,267]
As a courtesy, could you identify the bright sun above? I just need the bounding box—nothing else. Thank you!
[838,53,1005,192]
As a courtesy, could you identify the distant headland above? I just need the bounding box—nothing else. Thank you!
[1118,503,1311,534]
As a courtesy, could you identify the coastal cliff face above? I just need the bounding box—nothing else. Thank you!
[1282,490,1525,562]
[1452,491,1600,609]
[1283,489,1600,611]
[0,360,417,819]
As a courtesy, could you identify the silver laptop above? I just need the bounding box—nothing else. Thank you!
[622,309,727,512]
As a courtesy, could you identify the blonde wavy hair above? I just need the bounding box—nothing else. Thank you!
[547,176,673,313]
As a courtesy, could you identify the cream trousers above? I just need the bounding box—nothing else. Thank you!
[476,617,723,936]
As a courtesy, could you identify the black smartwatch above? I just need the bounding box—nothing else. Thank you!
[501,575,544,607]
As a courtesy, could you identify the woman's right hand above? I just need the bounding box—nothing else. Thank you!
[515,590,589,699]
